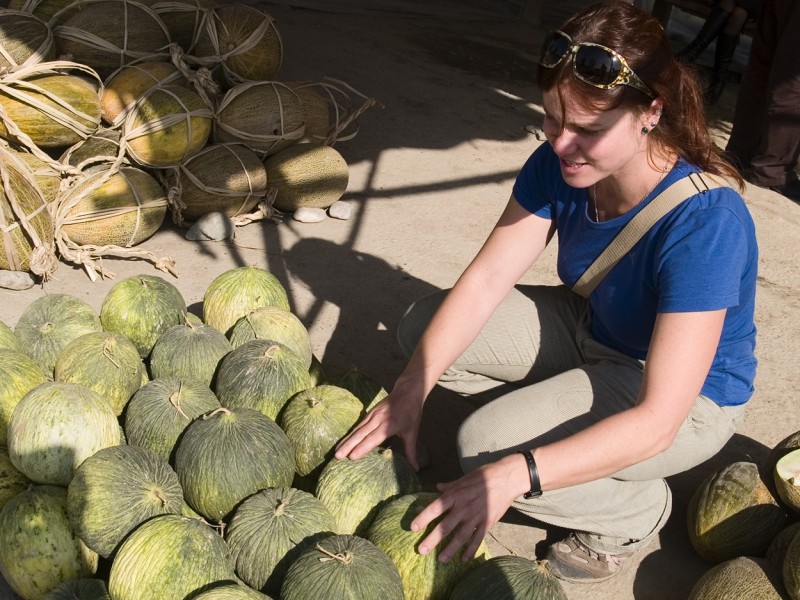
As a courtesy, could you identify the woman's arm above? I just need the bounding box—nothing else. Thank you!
[412,308,727,562]
[335,197,555,467]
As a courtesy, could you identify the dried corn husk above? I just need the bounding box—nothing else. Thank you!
[0,145,57,277]
[122,83,212,167]
[190,3,281,88]
[0,10,55,70]
[214,80,303,157]
[52,0,171,78]
[101,60,186,125]
[0,61,102,155]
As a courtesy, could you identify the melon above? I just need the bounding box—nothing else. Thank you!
[100,274,187,358]
[328,367,388,412]
[687,461,788,563]
[59,128,125,170]
[41,578,110,599]
[308,353,326,386]
[192,585,272,600]
[766,430,800,497]
[264,143,349,212]
[12,149,62,205]
[8,381,122,486]
[316,447,421,537]
[0,320,21,352]
[228,305,312,367]
[281,534,403,600]
[191,3,282,87]
[175,406,295,522]
[122,83,213,168]
[214,80,304,157]
[215,339,313,422]
[225,487,336,594]
[0,147,56,275]
[173,142,268,223]
[0,485,98,600]
[152,0,215,52]
[279,384,364,479]
[0,447,32,513]
[775,449,800,514]
[449,555,568,600]
[203,265,290,336]
[786,530,800,600]
[286,82,331,144]
[149,320,232,388]
[0,10,55,69]
[767,522,800,570]
[53,331,144,416]
[52,0,171,79]
[107,514,236,600]
[688,556,788,600]
[0,72,101,149]
[0,349,49,446]
[14,293,102,375]
[101,61,186,126]
[367,492,490,600]
[123,375,221,464]
[67,444,184,558]
[7,0,75,23]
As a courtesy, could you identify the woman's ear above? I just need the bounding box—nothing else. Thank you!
[643,99,664,130]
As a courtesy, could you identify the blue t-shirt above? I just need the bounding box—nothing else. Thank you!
[513,144,758,406]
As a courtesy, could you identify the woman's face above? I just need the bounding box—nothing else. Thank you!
[541,87,651,189]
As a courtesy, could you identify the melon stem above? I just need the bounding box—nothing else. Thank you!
[315,544,353,565]
[169,391,190,420]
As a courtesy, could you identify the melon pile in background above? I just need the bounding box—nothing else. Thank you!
[0,0,373,281]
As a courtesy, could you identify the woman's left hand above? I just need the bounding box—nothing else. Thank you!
[411,453,530,563]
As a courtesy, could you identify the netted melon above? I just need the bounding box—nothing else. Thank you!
[101,61,186,126]
[687,461,788,563]
[55,164,167,247]
[767,522,800,570]
[0,146,56,275]
[174,142,268,223]
[0,70,102,149]
[14,293,102,375]
[214,80,304,157]
[450,555,568,600]
[286,82,331,144]
[123,375,221,464]
[264,143,349,212]
[149,320,232,388]
[228,305,312,367]
[0,446,32,513]
[122,83,212,167]
[367,492,490,600]
[12,149,63,205]
[688,556,788,600]
[59,127,125,170]
[0,349,49,447]
[225,487,336,595]
[151,0,216,52]
[0,10,55,69]
[52,0,171,79]
[203,264,290,335]
[191,3,282,87]
[7,0,75,23]
[53,331,145,416]
[281,534,403,600]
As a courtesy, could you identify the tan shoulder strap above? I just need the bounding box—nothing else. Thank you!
[572,172,728,298]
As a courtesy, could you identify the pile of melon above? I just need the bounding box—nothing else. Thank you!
[686,432,800,599]
[0,0,372,282]
[0,265,575,600]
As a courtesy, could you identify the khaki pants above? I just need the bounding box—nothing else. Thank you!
[398,285,746,554]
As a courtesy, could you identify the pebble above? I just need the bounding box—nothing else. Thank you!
[0,270,35,290]
[328,201,353,220]
[292,207,327,223]
[185,212,235,241]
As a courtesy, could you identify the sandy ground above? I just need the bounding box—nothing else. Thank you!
[2,1,799,598]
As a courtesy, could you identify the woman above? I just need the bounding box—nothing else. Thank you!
[336,0,758,584]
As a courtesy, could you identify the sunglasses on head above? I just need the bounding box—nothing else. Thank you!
[540,30,654,98]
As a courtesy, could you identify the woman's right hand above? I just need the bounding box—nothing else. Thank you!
[334,381,426,470]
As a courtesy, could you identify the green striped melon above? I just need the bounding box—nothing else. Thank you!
[175,406,295,522]
[0,447,32,513]
[225,487,336,595]
[280,534,403,600]
[67,444,184,558]
[264,143,349,212]
[123,376,221,464]
[215,339,312,422]
[192,584,272,600]
[328,367,388,412]
[0,320,21,352]
[149,321,232,388]
[0,349,49,446]
[203,265,290,336]
[229,305,312,367]
[449,555,568,600]
[41,578,110,599]
[108,514,236,600]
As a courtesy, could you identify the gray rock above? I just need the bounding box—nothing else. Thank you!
[328,201,353,220]
[185,212,235,241]
[292,207,327,223]
[0,270,35,290]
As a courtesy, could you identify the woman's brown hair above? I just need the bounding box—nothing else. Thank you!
[536,0,743,188]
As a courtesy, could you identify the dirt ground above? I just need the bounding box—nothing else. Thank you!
[2,1,799,598]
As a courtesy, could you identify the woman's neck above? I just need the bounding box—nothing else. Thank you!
[592,151,674,221]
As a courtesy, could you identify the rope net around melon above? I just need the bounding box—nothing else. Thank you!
[0,10,55,70]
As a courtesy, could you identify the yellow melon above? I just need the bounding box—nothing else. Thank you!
[264,143,349,212]
[101,61,186,126]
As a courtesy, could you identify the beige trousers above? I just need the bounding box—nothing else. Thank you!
[397,285,746,555]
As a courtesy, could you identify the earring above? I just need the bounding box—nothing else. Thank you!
[641,126,650,135]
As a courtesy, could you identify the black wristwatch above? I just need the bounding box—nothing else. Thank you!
[517,449,543,499]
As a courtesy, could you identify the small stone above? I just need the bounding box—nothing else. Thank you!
[0,270,35,290]
[292,207,327,223]
[328,201,353,220]
[185,212,235,241]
